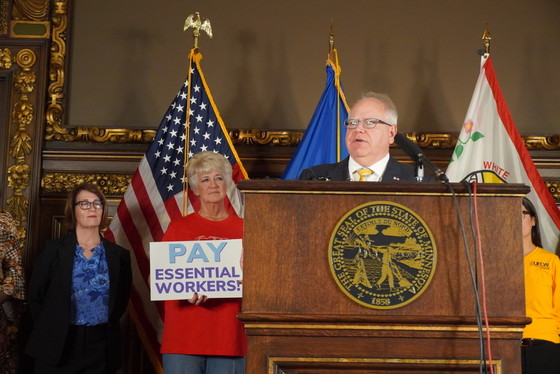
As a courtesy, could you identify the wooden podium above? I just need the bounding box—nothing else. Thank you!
[237,180,530,374]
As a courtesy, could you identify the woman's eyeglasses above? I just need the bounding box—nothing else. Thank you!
[74,200,104,210]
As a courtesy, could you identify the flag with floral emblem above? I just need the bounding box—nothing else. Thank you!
[446,55,560,252]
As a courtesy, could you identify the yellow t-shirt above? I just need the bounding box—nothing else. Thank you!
[523,247,560,343]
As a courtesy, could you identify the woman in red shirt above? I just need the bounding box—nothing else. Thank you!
[160,151,246,374]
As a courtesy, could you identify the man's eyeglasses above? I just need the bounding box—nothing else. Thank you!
[344,118,393,129]
[74,200,104,210]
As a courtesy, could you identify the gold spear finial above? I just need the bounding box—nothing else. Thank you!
[184,12,213,49]
[329,19,335,54]
[482,26,491,55]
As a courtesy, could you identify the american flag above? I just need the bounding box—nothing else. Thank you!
[104,49,248,372]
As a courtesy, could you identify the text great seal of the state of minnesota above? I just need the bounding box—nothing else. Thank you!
[328,201,437,309]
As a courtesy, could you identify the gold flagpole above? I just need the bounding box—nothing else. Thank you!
[328,21,342,162]
[182,12,213,216]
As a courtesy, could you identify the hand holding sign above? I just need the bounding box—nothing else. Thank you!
[188,292,208,305]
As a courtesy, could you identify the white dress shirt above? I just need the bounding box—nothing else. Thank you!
[348,154,390,182]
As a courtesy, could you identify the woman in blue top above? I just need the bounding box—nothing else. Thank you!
[26,183,132,374]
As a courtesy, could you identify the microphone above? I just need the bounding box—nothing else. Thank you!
[394,133,449,183]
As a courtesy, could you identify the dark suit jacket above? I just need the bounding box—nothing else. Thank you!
[25,231,132,369]
[299,156,434,182]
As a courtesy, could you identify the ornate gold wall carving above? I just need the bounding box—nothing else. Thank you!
[7,164,30,224]
[524,134,560,150]
[0,0,8,36]
[547,181,559,201]
[1,48,38,239]
[42,173,132,195]
[44,0,66,140]
[12,0,49,21]
[229,129,302,146]
[0,47,13,67]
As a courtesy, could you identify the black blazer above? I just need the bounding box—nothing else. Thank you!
[299,156,434,182]
[25,231,132,369]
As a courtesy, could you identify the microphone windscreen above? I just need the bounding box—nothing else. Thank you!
[394,133,423,159]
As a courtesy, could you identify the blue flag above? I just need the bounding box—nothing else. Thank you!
[281,49,349,179]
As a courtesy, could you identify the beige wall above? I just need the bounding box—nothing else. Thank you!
[68,0,560,134]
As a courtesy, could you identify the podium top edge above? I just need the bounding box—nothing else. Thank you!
[236,180,530,196]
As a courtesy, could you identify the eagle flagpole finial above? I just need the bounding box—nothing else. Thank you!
[184,12,213,49]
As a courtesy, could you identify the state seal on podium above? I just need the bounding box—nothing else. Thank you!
[328,201,437,309]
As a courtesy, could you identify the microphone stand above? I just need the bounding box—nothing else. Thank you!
[419,153,449,183]
[415,159,424,182]
[394,133,449,183]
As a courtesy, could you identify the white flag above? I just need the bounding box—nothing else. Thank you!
[446,55,560,252]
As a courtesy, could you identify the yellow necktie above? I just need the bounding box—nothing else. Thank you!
[358,168,373,181]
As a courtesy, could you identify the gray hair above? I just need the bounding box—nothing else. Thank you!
[186,151,233,190]
[360,91,398,124]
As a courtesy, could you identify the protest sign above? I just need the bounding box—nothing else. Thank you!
[150,239,243,300]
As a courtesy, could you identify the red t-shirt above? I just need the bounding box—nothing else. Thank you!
[159,212,246,356]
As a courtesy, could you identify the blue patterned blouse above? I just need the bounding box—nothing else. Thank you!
[70,242,110,325]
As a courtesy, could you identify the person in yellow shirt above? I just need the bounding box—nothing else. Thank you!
[521,197,560,374]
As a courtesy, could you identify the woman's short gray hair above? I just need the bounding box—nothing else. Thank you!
[186,151,233,190]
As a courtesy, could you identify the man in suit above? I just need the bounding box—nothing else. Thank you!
[299,91,433,182]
